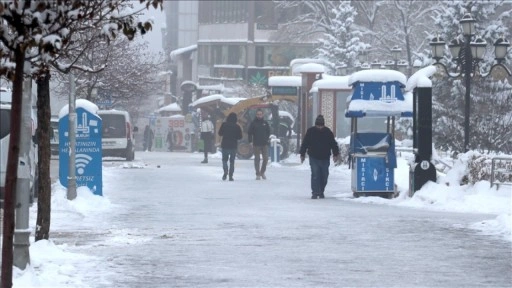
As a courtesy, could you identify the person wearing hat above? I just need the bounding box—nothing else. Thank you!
[299,115,340,199]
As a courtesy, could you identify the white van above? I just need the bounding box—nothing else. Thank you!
[98,109,137,161]
[0,87,38,207]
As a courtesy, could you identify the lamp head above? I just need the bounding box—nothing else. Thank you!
[448,38,463,61]
[494,35,510,63]
[470,35,487,61]
[429,35,446,62]
[460,12,476,36]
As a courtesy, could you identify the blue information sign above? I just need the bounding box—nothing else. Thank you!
[59,106,103,196]
[355,156,394,192]
[351,81,405,102]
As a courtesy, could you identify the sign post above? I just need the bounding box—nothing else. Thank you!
[59,100,103,196]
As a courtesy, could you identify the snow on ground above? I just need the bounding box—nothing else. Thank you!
[10,150,512,287]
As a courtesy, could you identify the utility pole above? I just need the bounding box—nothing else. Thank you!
[13,63,32,269]
[67,74,77,200]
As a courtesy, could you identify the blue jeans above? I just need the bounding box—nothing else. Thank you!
[222,148,237,176]
[309,157,330,196]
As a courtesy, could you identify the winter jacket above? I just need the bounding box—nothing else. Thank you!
[248,118,270,146]
[200,119,214,140]
[300,126,340,160]
[218,113,242,149]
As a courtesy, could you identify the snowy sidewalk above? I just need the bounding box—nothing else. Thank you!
[12,151,512,287]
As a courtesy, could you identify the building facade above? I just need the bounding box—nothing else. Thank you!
[163,1,199,98]
[196,1,315,88]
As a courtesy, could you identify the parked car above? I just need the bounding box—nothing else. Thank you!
[50,115,59,155]
[98,109,138,161]
[0,87,38,207]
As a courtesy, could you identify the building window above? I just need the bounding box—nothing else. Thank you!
[198,45,210,65]
[212,46,222,65]
[256,45,314,67]
[228,46,239,65]
[256,46,265,67]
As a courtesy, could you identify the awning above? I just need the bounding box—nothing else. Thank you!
[170,44,197,61]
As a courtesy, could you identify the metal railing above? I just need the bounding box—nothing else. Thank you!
[490,156,512,189]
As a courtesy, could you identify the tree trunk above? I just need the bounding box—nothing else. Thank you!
[1,46,25,288]
[35,72,52,241]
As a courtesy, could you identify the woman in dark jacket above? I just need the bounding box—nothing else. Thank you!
[218,112,243,181]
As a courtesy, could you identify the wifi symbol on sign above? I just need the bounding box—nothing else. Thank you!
[76,154,93,175]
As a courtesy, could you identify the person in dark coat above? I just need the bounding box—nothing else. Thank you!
[248,109,270,180]
[166,127,174,152]
[300,115,340,199]
[218,112,242,181]
[143,125,154,151]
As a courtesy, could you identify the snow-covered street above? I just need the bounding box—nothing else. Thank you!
[14,151,511,287]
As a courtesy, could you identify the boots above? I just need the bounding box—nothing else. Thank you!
[229,166,234,181]
[222,169,228,181]
[201,158,208,164]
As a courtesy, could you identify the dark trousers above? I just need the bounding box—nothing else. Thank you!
[253,145,268,176]
[222,148,236,176]
[309,157,330,196]
[203,136,212,159]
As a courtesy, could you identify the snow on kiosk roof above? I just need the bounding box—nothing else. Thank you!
[311,75,351,90]
[58,99,99,119]
[268,76,301,87]
[296,63,327,74]
[346,69,412,118]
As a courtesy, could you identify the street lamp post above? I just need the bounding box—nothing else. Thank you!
[429,12,511,152]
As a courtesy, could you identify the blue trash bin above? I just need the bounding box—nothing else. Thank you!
[269,144,281,162]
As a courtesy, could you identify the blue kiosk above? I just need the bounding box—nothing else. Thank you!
[345,70,412,198]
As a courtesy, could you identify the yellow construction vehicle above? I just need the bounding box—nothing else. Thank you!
[215,94,297,159]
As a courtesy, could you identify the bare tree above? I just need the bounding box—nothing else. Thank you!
[52,37,165,110]
[0,1,163,285]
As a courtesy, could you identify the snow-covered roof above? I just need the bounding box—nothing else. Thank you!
[289,58,326,67]
[191,94,245,107]
[405,65,437,91]
[58,99,99,119]
[157,103,181,112]
[346,70,412,118]
[268,76,301,87]
[223,97,246,105]
[345,92,413,118]
[197,84,224,91]
[297,63,326,74]
[170,44,197,61]
[349,69,407,86]
[312,75,351,90]
[214,64,244,69]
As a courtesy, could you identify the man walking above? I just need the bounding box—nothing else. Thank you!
[248,109,270,180]
[218,112,242,181]
[200,114,214,163]
[300,115,340,199]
